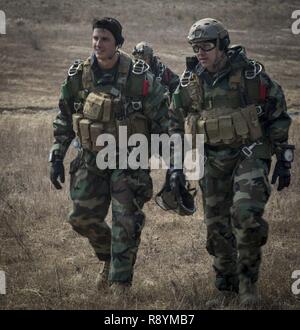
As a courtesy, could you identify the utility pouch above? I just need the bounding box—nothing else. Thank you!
[72,113,83,136]
[196,118,207,143]
[241,105,262,141]
[83,92,112,122]
[219,115,234,143]
[231,111,249,139]
[185,114,199,147]
[129,112,149,138]
[102,98,112,122]
[79,119,92,149]
[184,114,195,136]
[205,118,220,144]
[90,123,104,151]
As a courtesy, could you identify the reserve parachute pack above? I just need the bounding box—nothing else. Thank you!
[180,47,267,147]
[70,51,151,152]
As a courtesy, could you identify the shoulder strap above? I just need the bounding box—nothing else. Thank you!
[81,57,93,90]
[243,61,265,104]
[229,66,263,106]
[116,51,132,93]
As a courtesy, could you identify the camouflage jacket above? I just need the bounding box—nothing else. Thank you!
[150,56,179,96]
[169,46,292,161]
[50,51,170,163]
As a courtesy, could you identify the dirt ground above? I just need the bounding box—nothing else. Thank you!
[0,0,300,310]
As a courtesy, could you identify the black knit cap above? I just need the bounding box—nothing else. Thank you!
[92,17,124,47]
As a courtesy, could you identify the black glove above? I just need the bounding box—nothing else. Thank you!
[271,144,294,191]
[271,160,291,191]
[50,159,65,190]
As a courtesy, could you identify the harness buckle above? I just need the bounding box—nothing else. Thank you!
[73,102,82,112]
[256,105,264,117]
[180,70,193,87]
[241,140,263,158]
[244,61,263,80]
[132,59,150,75]
[241,146,253,158]
[131,101,142,111]
[68,59,82,77]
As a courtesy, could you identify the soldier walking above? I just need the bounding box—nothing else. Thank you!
[166,18,294,307]
[49,17,169,296]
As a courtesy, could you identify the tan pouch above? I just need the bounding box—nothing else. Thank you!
[83,92,111,122]
[90,123,104,151]
[241,105,262,141]
[196,118,207,143]
[79,119,92,149]
[185,114,198,147]
[206,118,220,144]
[232,111,249,139]
[102,98,112,122]
[219,115,234,143]
[184,115,195,136]
[72,113,83,135]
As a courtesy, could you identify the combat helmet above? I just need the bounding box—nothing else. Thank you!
[132,41,154,59]
[155,171,196,216]
[187,18,230,51]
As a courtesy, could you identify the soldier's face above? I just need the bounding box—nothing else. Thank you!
[92,28,117,61]
[194,44,223,72]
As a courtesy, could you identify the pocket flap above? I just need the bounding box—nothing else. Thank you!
[83,92,108,121]
[219,115,234,142]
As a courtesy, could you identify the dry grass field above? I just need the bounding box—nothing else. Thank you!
[0,0,300,310]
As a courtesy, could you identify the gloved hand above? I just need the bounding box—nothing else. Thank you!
[50,159,65,190]
[271,160,291,191]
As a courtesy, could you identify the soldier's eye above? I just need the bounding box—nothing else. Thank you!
[192,42,216,53]
[202,42,216,51]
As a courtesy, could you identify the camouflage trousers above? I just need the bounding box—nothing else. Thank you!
[68,152,153,284]
[200,154,271,292]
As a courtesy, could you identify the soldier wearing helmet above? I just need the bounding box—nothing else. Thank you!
[132,41,179,97]
[165,18,294,307]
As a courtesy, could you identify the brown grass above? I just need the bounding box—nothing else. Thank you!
[0,112,299,310]
[0,0,300,310]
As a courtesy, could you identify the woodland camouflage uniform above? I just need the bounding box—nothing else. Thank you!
[169,18,292,305]
[49,23,169,287]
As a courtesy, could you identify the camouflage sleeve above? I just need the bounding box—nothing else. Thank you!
[168,83,193,168]
[143,72,170,135]
[162,67,180,96]
[261,72,292,150]
[50,66,82,159]
[169,84,191,137]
